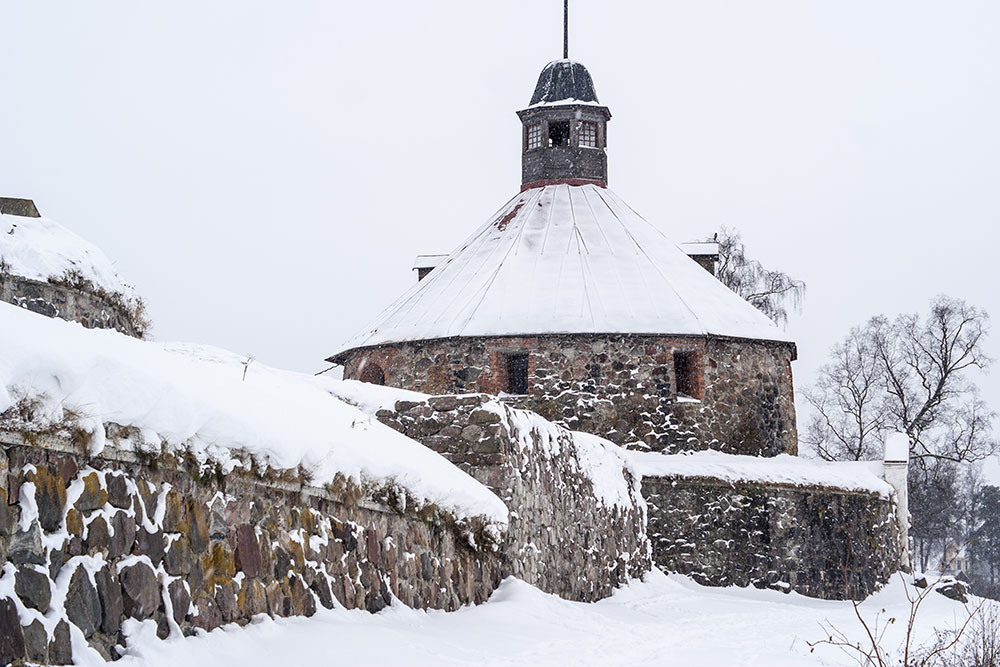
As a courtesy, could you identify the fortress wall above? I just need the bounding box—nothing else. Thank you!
[0,273,144,338]
[642,475,900,600]
[375,394,651,602]
[343,333,798,456]
[0,434,504,665]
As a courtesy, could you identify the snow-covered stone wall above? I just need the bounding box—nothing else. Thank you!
[343,333,797,456]
[642,474,900,600]
[0,273,145,338]
[0,436,505,665]
[375,394,650,602]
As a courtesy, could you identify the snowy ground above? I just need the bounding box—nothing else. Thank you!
[102,570,990,667]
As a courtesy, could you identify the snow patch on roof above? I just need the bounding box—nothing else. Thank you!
[0,301,507,525]
[334,184,793,356]
[0,211,137,303]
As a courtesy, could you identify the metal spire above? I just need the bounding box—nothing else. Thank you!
[563,0,569,59]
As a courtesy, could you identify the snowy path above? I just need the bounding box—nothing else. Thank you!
[104,570,985,667]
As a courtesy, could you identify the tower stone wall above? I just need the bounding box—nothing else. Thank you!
[342,333,798,457]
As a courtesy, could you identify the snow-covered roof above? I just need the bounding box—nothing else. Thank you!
[412,254,447,270]
[680,242,720,257]
[333,184,793,356]
[0,210,137,302]
[0,301,507,525]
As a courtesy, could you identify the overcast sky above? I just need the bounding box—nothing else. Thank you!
[1,1,997,453]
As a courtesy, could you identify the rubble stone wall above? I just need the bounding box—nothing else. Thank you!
[0,273,142,338]
[343,334,798,456]
[0,435,504,665]
[375,394,650,601]
[642,475,900,600]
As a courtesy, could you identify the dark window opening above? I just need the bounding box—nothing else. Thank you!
[673,351,701,400]
[548,121,570,148]
[358,363,386,386]
[505,353,530,394]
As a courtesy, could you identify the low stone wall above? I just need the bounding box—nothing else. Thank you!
[642,475,900,600]
[0,435,503,665]
[342,333,797,457]
[0,273,144,338]
[376,394,650,602]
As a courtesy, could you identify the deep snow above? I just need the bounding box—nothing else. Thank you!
[0,211,137,302]
[0,301,507,525]
[103,570,993,667]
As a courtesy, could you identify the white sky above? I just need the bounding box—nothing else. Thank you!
[1,1,997,450]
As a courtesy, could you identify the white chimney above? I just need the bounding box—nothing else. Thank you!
[883,432,910,572]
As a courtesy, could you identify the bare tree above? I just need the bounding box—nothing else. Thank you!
[875,297,995,463]
[714,227,806,326]
[804,325,888,461]
[806,296,996,466]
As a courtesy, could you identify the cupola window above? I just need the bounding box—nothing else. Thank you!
[579,121,598,148]
[526,123,544,151]
[548,121,570,147]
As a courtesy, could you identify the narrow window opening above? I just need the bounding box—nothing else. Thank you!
[548,121,570,147]
[579,121,598,148]
[526,123,544,151]
[359,363,386,386]
[505,353,530,394]
[673,351,702,401]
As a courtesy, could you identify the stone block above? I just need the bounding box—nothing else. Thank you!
[0,488,17,536]
[121,562,160,620]
[168,579,191,625]
[165,534,194,576]
[0,597,25,666]
[110,510,137,559]
[106,472,131,509]
[74,472,108,513]
[234,524,262,578]
[48,619,73,665]
[15,565,51,612]
[65,566,101,638]
[22,618,47,663]
[427,396,460,411]
[85,515,110,553]
[9,521,45,565]
[30,466,66,532]
[136,527,166,565]
[94,565,124,635]
[188,500,210,553]
[469,409,501,425]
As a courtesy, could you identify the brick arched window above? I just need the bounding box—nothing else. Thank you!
[358,362,386,386]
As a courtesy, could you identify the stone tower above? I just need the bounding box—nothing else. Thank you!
[329,59,798,457]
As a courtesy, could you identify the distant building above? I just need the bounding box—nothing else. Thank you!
[939,541,972,577]
[328,59,797,456]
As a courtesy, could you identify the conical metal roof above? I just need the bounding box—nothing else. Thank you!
[332,184,793,358]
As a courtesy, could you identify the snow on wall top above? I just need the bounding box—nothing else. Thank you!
[333,184,793,356]
[333,382,642,511]
[0,301,508,525]
[629,450,893,497]
[0,211,137,302]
